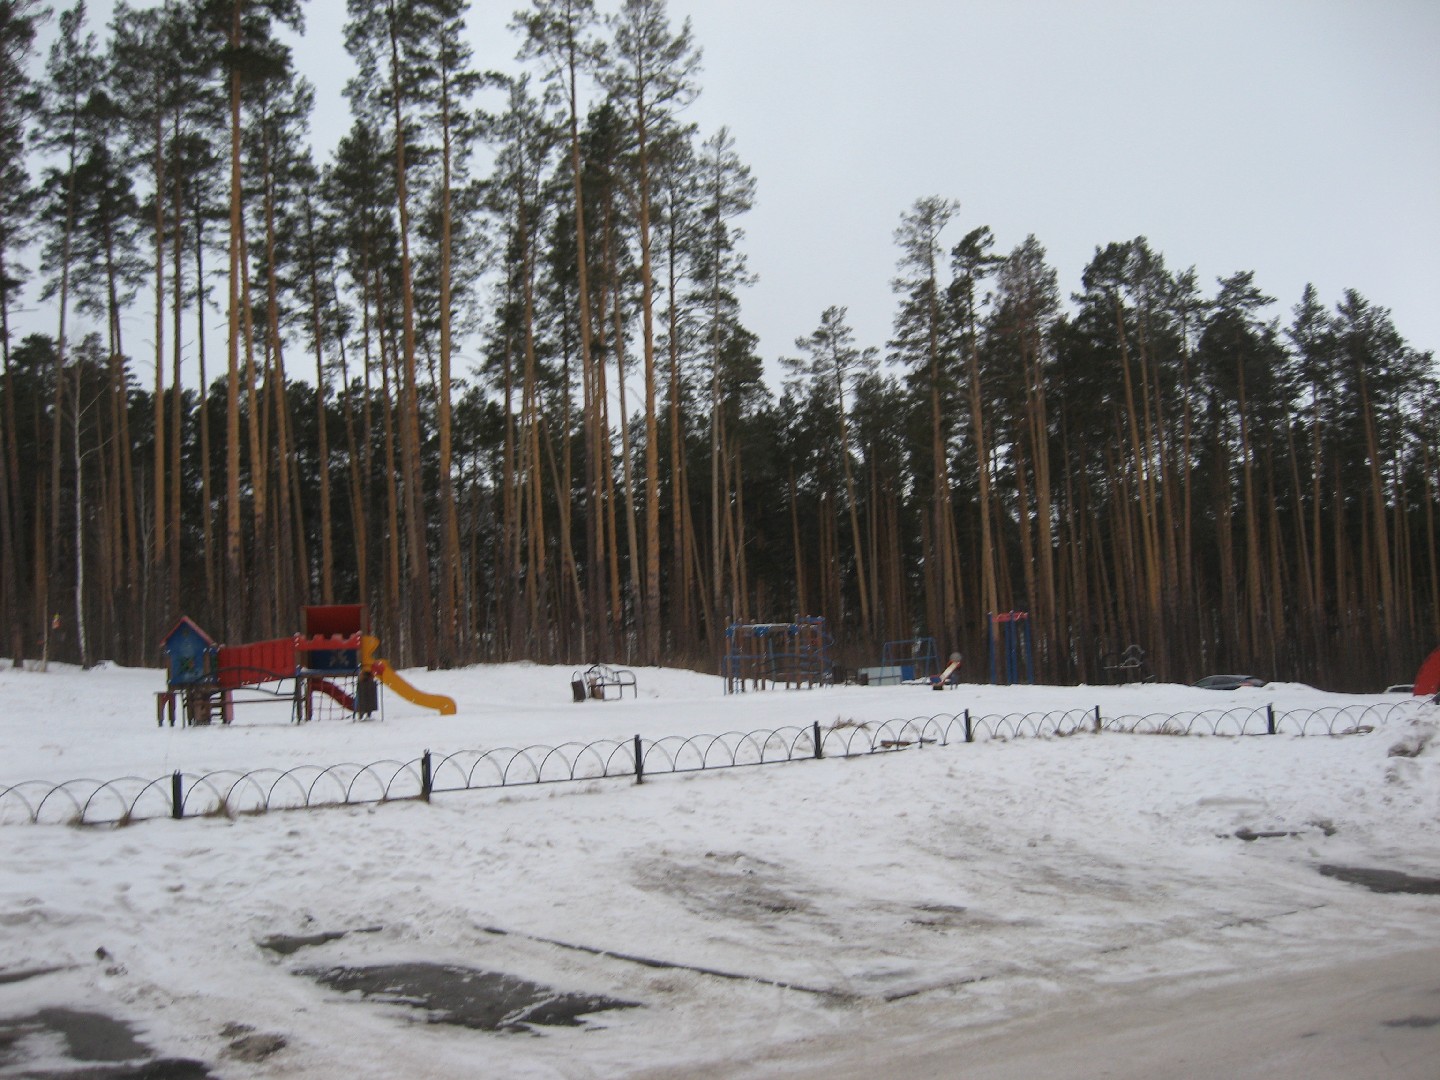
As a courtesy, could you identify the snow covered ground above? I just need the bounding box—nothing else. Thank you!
[0,659,1437,1078]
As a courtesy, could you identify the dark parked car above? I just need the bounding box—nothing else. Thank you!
[1193,674,1267,690]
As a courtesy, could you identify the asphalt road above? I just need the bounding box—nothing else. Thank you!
[650,946,1440,1080]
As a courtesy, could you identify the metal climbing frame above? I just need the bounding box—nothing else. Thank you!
[988,611,1035,685]
[722,617,833,693]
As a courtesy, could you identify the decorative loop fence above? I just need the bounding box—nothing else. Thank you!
[2,699,1430,827]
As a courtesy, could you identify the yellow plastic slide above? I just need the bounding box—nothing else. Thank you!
[360,635,458,715]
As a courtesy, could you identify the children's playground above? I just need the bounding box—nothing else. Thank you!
[727,611,1037,693]
[722,610,1440,698]
[158,603,1440,720]
[157,605,455,726]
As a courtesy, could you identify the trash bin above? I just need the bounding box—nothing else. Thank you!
[356,673,379,716]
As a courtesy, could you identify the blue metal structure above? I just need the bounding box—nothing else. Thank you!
[879,637,939,683]
[722,616,833,693]
[988,611,1034,685]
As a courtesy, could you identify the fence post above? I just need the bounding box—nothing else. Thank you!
[1266,705,1276,736]
[171,771,184,820]
[1094,705,1102,733]
[813,721,823,760]
[634,734,645,784]
[420,750,432,802]
[964,709,973,744]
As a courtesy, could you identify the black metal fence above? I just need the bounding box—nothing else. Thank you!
[1,699,1429,826]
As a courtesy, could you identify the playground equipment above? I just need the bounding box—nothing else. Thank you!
[1414,646,1440,697]
[360,635,457,714]
[988,611,1034,685]
[570,663,638,703]
[295,603,368,721]
[1099,643,1154,684]
[930,652,963,691]
[158,616,222,726]
[859,638,940,686]
[157,605,455,726]
[722,617,833,693]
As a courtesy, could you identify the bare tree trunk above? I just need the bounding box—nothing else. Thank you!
[1026,345,1057,675]
[238,213,271,635]
[336,282,366,604]
[97,207,134,656]
[519,197,549,652]
[0,374,15,663]
[1357,371,1395,636]
[45,122,81,667]
[931,380,956,647]
[666,217,687,648]
[710,353,725,637]
[560,25,602,661]
[168,134,184,610]
[224,0,244,637]
[834,373,871,636]
[612,287,643,653]
[144,108,166,643]
[0,245,26,665]
[306,209,334,602]
[556,324,583,661]
[634,92,661,665]
[374,276,403,654]
[435,64,461,664]
[1236,365,1264,668]
[192,201,215,615]
[1112,300,1161,659]
[1425,439,1439,641]
[71,369,87,667]
[499,314,518,655]
[386,0,434,665]
[967,336,997,653]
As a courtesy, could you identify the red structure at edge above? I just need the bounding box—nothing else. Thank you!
[1414,647,1440,697]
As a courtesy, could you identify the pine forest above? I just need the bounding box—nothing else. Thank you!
[1,0,1436,692]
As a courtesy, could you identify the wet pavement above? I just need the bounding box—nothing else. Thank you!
[1318,865,1440,894]
[0,950,636,1077]
[0,1006,214,1079]
[301,962,640,1033]
[255,927,386,957]
[723,946,1440,1080]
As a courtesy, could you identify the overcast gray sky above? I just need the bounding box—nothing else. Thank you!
[298,0,1440,372]
[32,0,1440,380]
